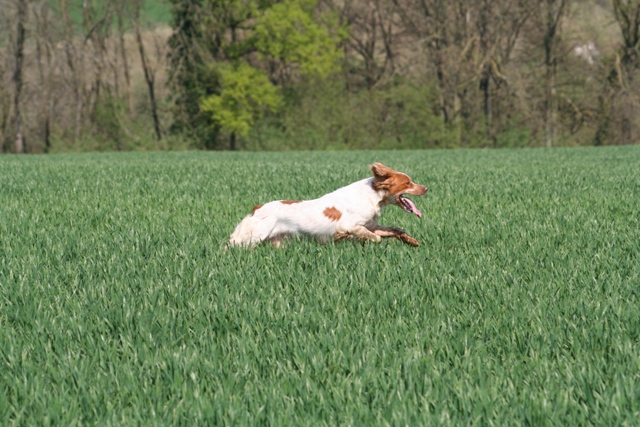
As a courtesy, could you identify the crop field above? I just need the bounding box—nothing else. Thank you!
[1,147,639,425]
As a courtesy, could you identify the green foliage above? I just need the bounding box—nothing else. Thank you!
[48,96,182,152]
[248,76,457,150]
[495,127,533,148]
[167,0,226,148]
[168,0,344,145]
[93,95,125,145]
[204,0,259,60]
[200,63,282,137]
[254,0,344,77]
[1,148,640,424]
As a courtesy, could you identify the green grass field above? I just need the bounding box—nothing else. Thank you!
[61,0,172,26]
[1,147,639,425]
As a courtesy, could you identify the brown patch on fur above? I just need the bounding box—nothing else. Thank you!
[323,206,342,221]
[386,173,413,195]
[280,200,301,205]
[251,204,263,216]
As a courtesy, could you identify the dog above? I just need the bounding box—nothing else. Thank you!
[228,163,427,247]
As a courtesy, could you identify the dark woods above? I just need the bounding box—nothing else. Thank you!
[1,0,639,152]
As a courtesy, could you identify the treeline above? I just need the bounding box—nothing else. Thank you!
[1,0,170,153]
[2,0,640,152]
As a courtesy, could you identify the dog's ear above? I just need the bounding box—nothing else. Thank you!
[370,163,394,178]
[371,163,395,191]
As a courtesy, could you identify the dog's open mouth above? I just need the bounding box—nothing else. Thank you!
[399,195,422,218]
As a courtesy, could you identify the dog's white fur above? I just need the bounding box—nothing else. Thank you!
[229,163,427,247]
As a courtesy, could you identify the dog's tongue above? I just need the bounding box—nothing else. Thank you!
[402,196,422,218]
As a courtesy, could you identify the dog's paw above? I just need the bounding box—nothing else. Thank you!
[399,233,419,247]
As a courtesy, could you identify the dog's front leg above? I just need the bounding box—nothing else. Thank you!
[371,225,406,237]
[371,225,420,247]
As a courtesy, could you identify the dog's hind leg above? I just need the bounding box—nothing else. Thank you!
[229,214,278,247]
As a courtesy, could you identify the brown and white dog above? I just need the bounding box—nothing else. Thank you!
[228,163,427,247]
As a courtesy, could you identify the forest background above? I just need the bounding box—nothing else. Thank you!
[2,0,640,153]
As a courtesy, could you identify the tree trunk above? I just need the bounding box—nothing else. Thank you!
[541,0,566,148]
[0,59,7,153]
[13,0,28,153]
[117,4,134,116]
[35,0,54,152]
[480,65,492,143]
[60,0,83,141]
[135,18,162,140]
[230,132,237,151]
[478,0,493,144]
[83,0,112,127]
[544,51,555,148]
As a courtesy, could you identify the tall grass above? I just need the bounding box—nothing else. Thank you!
[1,147,639,425]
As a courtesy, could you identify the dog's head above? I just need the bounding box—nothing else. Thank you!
[370,163,427,218]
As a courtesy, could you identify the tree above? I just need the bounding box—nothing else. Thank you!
[10,0,28,153]
[0,53,7,153]
[200,62,281,150]
[539,0,568,147]
[613,0,640,70]
[32,0,56,152]
[323,0,397,90]
[135,3,163,141]
[168,0,343,149]
[167,0,213,145]
[391,0,531,146]
[590,0,640,145]
[115,0,134,116]
[59,0,85,142]
[392,0,455,127]
[475,0,530,143]
[254,0,343,82]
